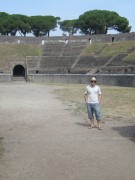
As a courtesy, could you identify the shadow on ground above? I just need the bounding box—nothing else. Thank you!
[112,125,135,142]
[75,122,89,127]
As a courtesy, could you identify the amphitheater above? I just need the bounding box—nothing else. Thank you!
[0,33,135,87]
[0,33,135,180]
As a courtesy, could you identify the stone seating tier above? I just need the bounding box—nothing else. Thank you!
[98,66,135,74]
[40,56,76,68]
[41,42,86,57]
[27,59,39,68]
[29,68,70,74]
[107,54,135,66]
[75,56,109,68]
[1,39,134,75]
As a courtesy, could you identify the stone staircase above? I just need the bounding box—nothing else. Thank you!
[87,47,135,74]
[12,76,26,81]
[39,42,87,73]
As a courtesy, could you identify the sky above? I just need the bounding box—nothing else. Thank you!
[0,0,134,36]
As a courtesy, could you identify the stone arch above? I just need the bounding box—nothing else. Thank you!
[13,65,25,77]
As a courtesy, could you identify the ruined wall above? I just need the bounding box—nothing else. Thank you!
[0,73,135,87]
[0,33,135,87]
[27,74,135,87]
[0,74,12,82]
[0,32,135,45]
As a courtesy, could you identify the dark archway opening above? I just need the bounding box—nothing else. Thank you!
[13,65,25,77]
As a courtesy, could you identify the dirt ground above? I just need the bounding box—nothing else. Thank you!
[0,82,135,180]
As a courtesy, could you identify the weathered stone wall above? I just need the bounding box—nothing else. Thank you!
[0,33,135,87]
[0,73,135,87]
[0,32,135,45]
[0,74,12,82]
[27,74,135,87]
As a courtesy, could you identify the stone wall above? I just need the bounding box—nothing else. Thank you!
[27,74,135,87]
[0,74,12,82]
[0,33,135,86]
[0,32,135,45]
[0,73,134,87]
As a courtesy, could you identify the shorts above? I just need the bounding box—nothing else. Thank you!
[87,103,101,121]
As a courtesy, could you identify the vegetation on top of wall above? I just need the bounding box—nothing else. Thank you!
[0,44,41,64]
[123,51,135,62]
[82,40,135,62]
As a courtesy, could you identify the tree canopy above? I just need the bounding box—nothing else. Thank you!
[0,12,60,37]
[77,10,131,35]
[59,19,78,35]
[0,10,131,36]
[29,16,60,37]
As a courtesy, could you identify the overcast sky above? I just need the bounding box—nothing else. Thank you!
[0,0,134,36]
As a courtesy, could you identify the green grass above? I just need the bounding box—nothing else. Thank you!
[123,51,135,61]
[82,41,135,62]
[52,83,135,123]
[82,43,106,56]
[0,44,41,65]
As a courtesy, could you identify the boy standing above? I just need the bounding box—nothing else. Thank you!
[84,77,102,130]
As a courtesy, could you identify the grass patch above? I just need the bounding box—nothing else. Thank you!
[0,44,41,65]
[123,51,135,62]
[82,41,135,60]
[52,83,135,122]
[82,43,106,56]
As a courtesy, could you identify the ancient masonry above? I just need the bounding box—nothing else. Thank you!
[0,33,135,87]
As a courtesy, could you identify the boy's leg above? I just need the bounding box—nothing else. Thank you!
[97,120,102,130]
[87,103,94,128]
[94,104,102,130]
[89,119,94,128]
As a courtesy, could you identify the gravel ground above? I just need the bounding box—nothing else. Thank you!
[0,82,135,180]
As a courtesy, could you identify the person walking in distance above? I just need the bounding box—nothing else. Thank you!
[89,38,92,44]
[84,77,102,130]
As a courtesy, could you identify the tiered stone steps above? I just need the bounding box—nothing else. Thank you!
[12,77,26,81]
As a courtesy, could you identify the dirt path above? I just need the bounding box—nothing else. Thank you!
[0,82,135,180]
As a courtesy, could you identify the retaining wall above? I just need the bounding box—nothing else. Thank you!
[27,74,135,87]
[0,74,12,82]
[0,74,134,87]
[0,32,135,44]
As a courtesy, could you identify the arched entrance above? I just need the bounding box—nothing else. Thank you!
[13,65,25,77]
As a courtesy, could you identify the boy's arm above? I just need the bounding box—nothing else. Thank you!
[84,94,88,103]
[98,94,102,104]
